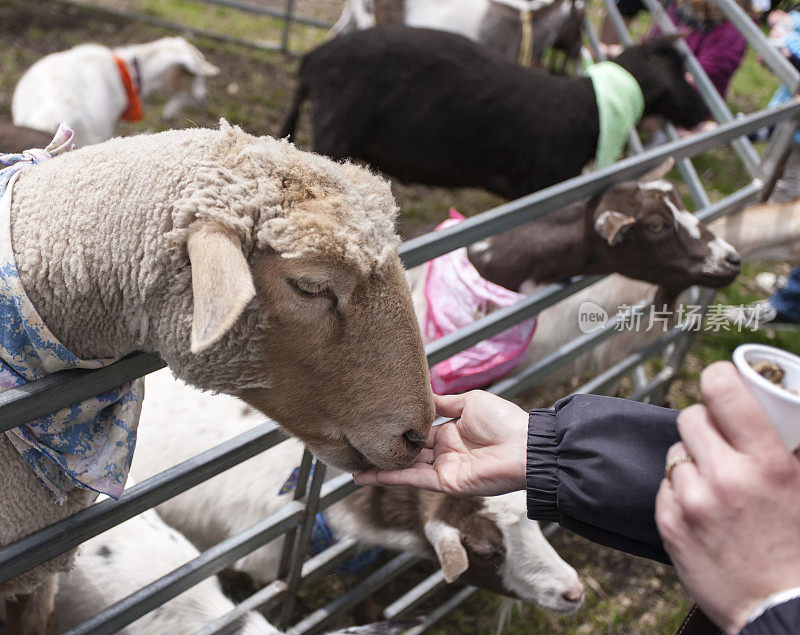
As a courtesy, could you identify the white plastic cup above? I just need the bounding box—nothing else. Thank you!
[732,343,800,450]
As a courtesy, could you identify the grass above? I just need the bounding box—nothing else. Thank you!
[3,0,800,632]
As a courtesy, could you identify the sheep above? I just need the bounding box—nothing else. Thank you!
[281,28,706,199]
[0,122,434,632]
[328,0,585,70]
[503,197,800,392]
[131,368,586,616]
[50,494,280,635]
[12,37,220,147]
[0,123,52,154]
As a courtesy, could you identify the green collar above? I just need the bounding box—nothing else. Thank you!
[585,61,645,169]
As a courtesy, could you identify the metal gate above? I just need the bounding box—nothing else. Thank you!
[2,0,800,632]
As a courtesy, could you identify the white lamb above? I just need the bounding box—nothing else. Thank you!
[12,37,219,146]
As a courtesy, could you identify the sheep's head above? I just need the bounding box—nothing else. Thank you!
[591,159,741,291]
[613,37,707,129]
[171,125,434,472]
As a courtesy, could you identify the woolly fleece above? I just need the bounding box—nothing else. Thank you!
[2,121,401,595]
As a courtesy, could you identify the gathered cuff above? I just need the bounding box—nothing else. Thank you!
[526,408,559,522]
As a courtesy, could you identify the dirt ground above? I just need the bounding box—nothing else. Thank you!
[1,1,696,632]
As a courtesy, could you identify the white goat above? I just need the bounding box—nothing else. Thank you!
[131,368,585,615]
[12,37,219,146]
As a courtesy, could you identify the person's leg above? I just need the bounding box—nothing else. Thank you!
[769,267,800,323]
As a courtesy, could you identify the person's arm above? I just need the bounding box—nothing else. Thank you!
[692,25,747,98]
[528,394,678,564]
[741,592,800,634]
[355,390,679,563]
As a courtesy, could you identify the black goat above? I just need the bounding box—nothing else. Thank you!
[281,27,706,199]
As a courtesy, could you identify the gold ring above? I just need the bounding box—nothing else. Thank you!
[665,454,694,481]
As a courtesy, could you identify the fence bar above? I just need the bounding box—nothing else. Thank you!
[630,367,676,402]
[384,571,448,621]
[0,352,164,434]
[715,0,800,91]
[425,276,602,366]
[195,538,361,635]
[192,0,333,29]
[281,0,297,53]
[286,553,421,635]
[63,0,284,52]
[401,587,478,635]
[278,456,327,628]
[0,422,287,583]
[399,100,799,268]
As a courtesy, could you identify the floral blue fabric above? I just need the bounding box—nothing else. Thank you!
[0,124,142,503]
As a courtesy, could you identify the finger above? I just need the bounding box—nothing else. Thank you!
[433,392,468,419]
[664,441,699,493]
[701,361,782,452]
[417,448,435,464]
[353,463,434,487]
[655,478,684,554]
[366,466,444,492]
[676,404,732,467]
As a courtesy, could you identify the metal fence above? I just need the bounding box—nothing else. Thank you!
[3,0,800,633]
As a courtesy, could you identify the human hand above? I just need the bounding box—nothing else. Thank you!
[656,362,800,634]
[768,9,790,27]
[353,391,528,497]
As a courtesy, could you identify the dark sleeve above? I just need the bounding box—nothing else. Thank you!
[692,25,746,99]
[741,597,800,635]
[526,394,679,564]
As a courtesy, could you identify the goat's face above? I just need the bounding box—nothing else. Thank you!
[613,38,707,129]
[592,168,740,291]
[146,37,219,119]
[423,492,584,613]
[238,251,434,471]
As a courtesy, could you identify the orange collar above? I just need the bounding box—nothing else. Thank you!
[113,55,143,122]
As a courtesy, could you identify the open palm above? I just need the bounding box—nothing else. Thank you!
[354,391,529,497]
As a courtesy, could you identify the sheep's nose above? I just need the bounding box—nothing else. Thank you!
[402,429,427,452]
[562,582,585,604]
[726,253,742,267]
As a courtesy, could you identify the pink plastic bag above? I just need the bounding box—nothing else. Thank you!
[423,209,537,394]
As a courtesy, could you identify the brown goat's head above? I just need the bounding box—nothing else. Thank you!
[175,127,435,472]
[591,160,741,290]
[421,491,584,613]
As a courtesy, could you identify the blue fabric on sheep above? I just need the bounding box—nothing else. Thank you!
[0,124,142,503]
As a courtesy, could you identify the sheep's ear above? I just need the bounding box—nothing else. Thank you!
[424,520,469,583]
[187,227,256,354]
[640,158,675,182]
[594,210,635,246]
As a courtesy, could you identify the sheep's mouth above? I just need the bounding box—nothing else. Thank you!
[344,436,377,472]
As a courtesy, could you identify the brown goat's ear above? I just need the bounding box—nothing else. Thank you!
[640,157,675,182]
[187,226,256,354]
[424,520,469,583]
[595,210,636,246]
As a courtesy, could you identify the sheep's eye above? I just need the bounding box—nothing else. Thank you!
[646,219,666,233]
[287,278,331,298]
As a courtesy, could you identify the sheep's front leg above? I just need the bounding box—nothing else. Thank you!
[4,575,58,635]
